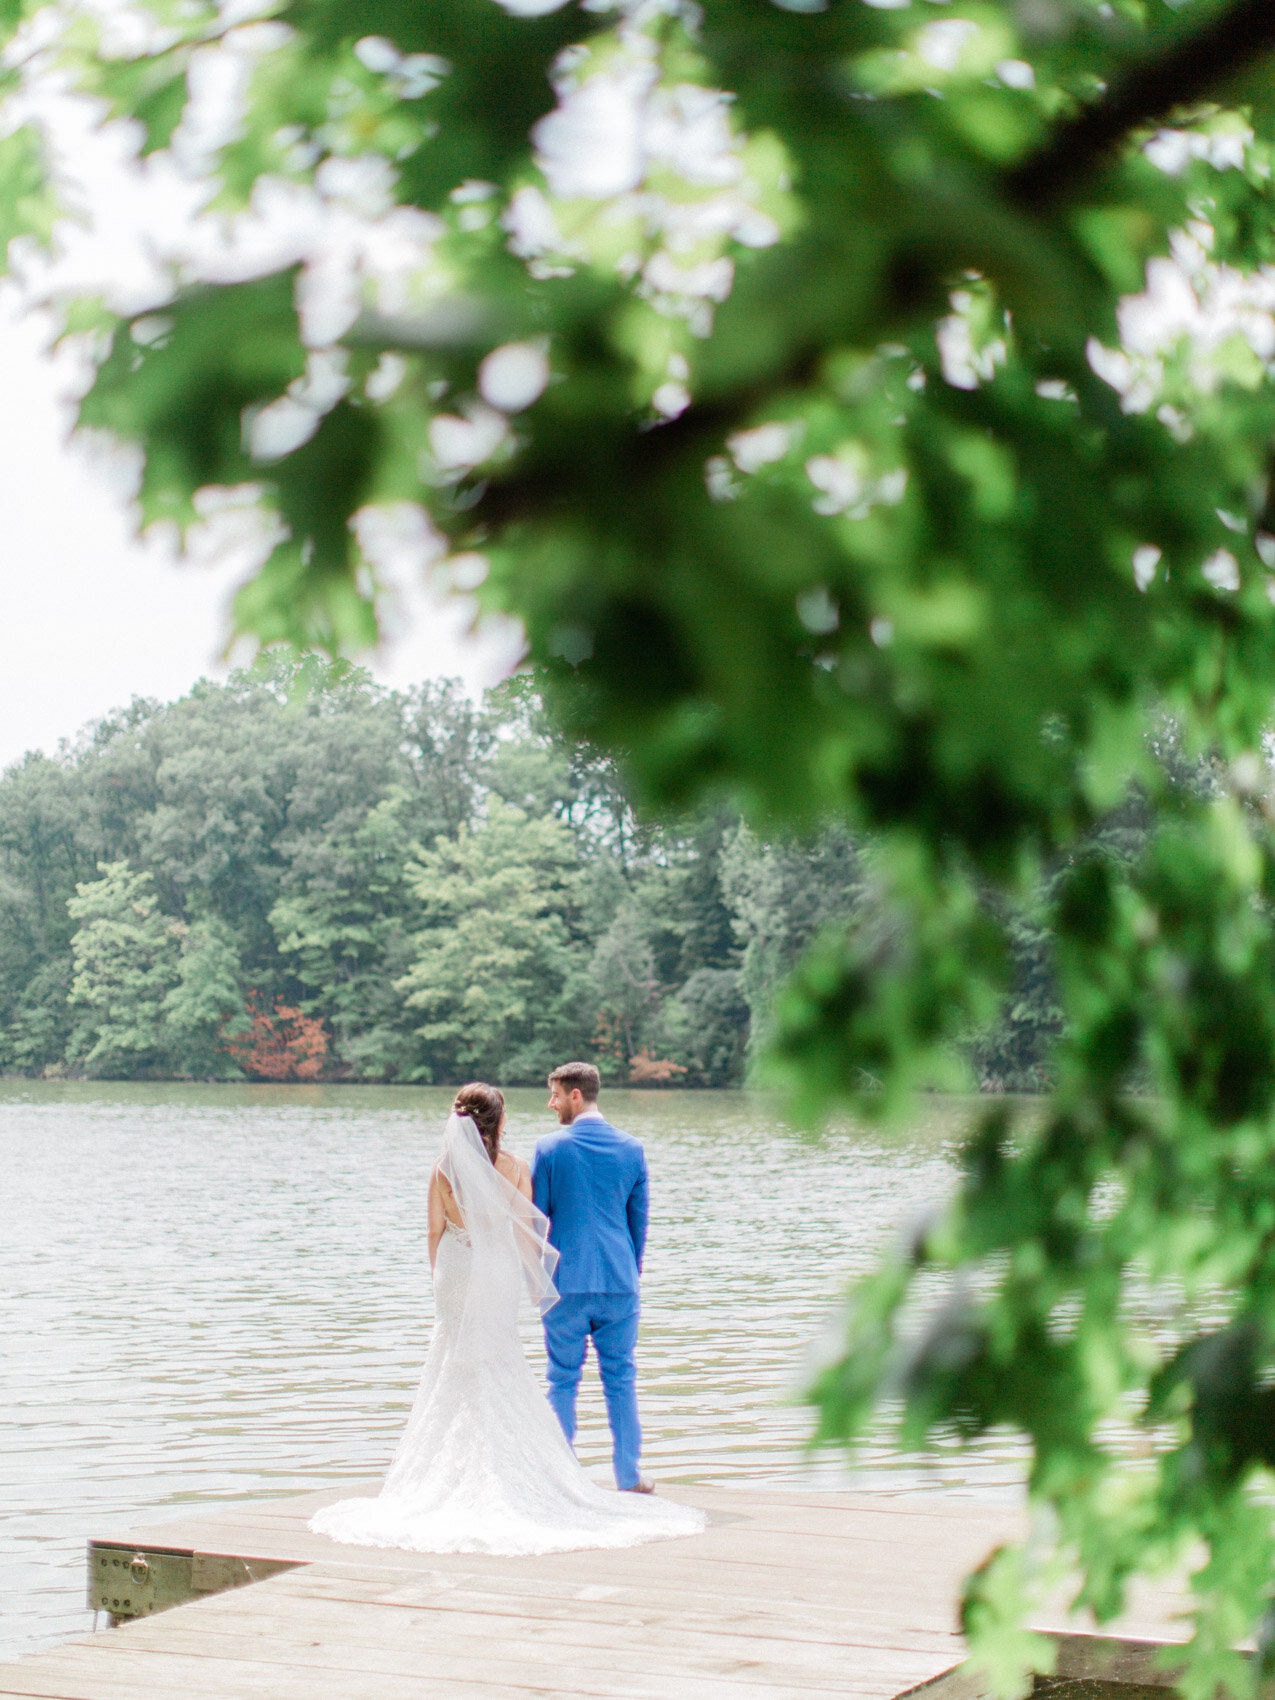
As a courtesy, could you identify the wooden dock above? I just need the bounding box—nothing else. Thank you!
[0,1484,1191,1699]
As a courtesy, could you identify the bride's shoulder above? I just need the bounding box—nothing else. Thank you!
[496,1149,529,1182]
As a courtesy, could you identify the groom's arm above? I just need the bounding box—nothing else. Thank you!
[626,1153,649,1276]
[531,1141,551,1218]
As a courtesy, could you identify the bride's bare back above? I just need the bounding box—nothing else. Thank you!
[429,1147,531,1266]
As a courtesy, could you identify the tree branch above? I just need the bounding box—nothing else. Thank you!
[472,347,823,535]
[476,0,1275,540]
[1007,0,1275,207]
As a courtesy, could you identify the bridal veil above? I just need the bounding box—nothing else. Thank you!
[437,1110,559,1317]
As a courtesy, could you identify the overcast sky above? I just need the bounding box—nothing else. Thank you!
[0,291,519,776]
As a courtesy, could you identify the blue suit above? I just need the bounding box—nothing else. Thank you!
[532,1112,648,1489]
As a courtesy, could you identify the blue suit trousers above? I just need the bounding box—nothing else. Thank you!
[543,1292,641,1490]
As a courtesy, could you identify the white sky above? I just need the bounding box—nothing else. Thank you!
[0,292,520,776]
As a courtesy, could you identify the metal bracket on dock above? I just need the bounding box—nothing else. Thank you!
[88,1539,298,1624]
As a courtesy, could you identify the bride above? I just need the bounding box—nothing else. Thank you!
[310,1082,706,1555]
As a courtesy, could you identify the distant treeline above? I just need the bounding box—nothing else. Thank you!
[0,656,1125,1088]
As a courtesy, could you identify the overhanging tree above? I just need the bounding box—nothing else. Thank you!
[7,0,1275,1688]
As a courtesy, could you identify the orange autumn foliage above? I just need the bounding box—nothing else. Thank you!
[223,993,328,1081]
[628,1049,686,1086]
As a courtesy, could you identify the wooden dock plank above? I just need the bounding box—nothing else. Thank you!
[105,1614,918,1690]
[76,1488,1021,1627]
[91,1487,1020,1555]
[135,1577,958,1673]
[0,1649,672,1700]
[0,1485,1192,1700]
[250,1568,965,1652]
[253,1568,970,1659]
[0,1639,859,1700]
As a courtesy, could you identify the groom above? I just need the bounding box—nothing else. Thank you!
[532,1062,653,1494]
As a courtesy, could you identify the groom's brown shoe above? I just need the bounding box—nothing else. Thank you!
[623,1477,655,1494]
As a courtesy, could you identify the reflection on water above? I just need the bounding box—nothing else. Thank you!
[0,1082,1027,1663]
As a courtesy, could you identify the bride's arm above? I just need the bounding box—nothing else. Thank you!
[497,1150,535,1201]
[428,1167,446,1269]
[515,1155,533,1202]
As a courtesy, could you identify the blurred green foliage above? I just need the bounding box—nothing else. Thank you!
[6,0,1275,1685]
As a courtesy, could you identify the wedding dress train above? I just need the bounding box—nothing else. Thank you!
[309,1115,705,1556]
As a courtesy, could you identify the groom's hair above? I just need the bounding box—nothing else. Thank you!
[548,1061,601,1103]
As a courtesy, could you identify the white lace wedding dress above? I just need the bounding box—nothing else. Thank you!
[309,1114,705,1556]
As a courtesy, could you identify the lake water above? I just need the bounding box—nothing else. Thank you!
[0,1082,1028,1665]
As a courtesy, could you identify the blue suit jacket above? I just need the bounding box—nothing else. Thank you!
[532,1114,649,1296]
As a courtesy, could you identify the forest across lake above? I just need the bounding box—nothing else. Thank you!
[1,656,1164,1090]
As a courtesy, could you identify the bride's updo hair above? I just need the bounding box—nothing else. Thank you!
[453,1082,505,1163]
